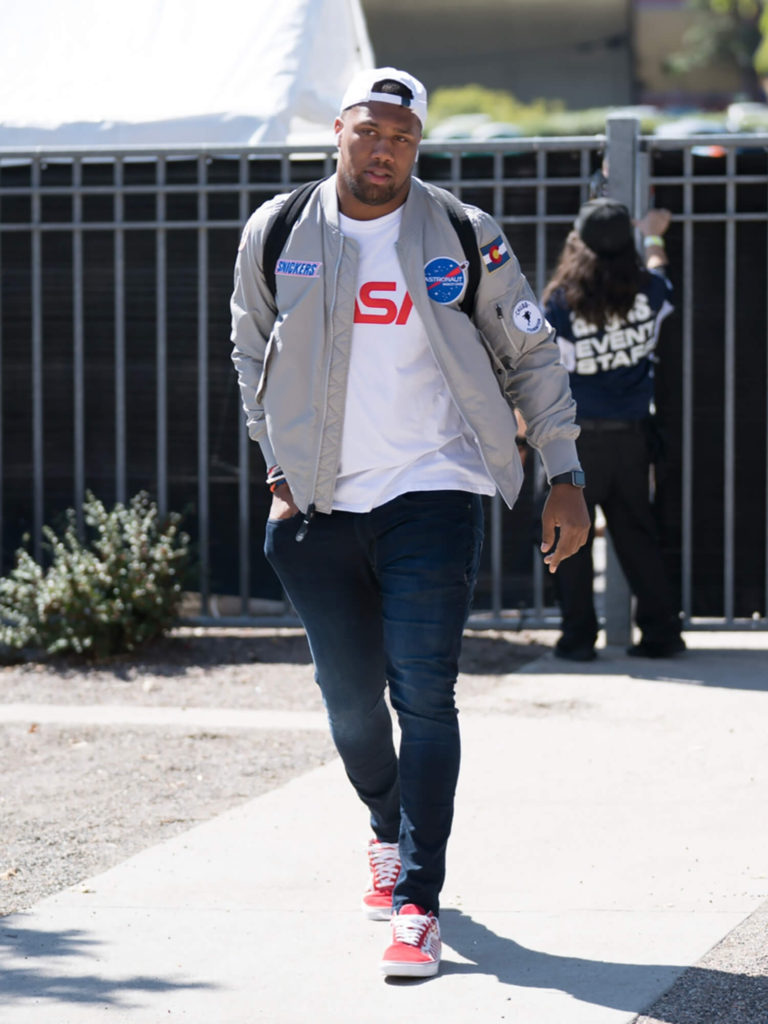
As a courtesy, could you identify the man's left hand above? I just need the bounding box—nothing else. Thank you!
[540,485,591,573]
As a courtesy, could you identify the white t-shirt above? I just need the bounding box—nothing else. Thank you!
[333,207,495,512]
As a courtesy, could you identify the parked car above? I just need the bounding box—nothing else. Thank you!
[654,116,730,157]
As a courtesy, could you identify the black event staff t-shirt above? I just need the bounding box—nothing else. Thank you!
[544,269,674,420]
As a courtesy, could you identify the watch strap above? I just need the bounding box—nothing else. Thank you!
[549,470,586,487]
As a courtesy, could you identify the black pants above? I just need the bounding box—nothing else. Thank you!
[555,422,681,651]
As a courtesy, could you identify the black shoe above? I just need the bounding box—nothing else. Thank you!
[554,643,597,663]
[626,637,686,659]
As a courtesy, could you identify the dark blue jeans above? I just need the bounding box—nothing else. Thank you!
[264,490,484,916]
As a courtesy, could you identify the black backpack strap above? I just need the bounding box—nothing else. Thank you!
[434,191,482,318]
[262,178,325,301]
[263,178,481,316]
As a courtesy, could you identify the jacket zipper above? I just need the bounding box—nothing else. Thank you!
[295,503,316,543]
[496,303,517,346]
[296,232,345,542]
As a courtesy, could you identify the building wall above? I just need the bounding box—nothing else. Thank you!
[361,0,753,111]
[360,0,634,109]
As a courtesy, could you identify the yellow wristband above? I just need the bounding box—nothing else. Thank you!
[643,234,665,248]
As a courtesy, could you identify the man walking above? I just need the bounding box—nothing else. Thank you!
[230,66,589,978]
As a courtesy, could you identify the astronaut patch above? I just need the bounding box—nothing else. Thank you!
[512,299,544,334]
[424,257,468,304]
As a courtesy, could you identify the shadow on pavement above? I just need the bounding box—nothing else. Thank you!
[459,632,551,675]
[530,645,768,693]
[6,629,315,679]
[0,923,218,1007]
[437,910,768,1020]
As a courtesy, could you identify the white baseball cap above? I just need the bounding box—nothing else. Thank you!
[339,67,428,130]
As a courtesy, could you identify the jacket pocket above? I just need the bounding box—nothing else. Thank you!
[477,328,514,393]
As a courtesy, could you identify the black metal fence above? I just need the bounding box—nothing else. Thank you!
[1,119,766,629]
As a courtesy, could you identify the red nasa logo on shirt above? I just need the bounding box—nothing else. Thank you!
[354,282,413,324]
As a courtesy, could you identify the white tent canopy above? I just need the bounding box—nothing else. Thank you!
[0,0,374,147]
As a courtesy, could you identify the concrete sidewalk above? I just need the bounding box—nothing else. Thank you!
[2,633,767,1023]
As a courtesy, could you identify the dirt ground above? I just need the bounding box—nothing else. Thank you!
[0,626,552,916]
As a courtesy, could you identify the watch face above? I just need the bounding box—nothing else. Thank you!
[573,470,586,487]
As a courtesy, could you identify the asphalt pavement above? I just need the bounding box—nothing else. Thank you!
[2,631,767,1023]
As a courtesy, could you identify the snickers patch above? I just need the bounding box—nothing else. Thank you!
[275,259,322,278]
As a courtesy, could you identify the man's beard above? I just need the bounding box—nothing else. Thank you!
[341,166,399,207]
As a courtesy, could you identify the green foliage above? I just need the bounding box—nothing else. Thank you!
[425,86,664,139]
[426,84,564,135]
[0,492,190,659]
[526,107,612,136]
[664,0,763,84]
[753,2,768,74]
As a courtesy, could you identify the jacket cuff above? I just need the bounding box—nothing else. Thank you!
[537,438,582,482]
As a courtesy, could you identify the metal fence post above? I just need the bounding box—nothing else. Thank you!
[601,115,641,647]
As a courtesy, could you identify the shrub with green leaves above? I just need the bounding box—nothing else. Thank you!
[425,84,667,138]
[0,491,190,658]
[426,84,565,136]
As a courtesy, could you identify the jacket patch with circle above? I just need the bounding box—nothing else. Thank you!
[424,257,468,304]
[512,299,544,333]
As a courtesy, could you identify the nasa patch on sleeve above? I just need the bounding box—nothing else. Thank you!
[512,300,544,334]
[424,257,467,304]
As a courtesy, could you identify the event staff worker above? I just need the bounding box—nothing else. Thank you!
[230,66,589,979]
[541,198,686,662]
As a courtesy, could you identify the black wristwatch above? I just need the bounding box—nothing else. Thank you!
[549,470,586,487]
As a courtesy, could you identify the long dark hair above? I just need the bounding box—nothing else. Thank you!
[541,231,644,328]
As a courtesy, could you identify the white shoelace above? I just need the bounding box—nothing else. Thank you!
[392,913,430,945]
[391,911,440,956]
[369,842,400,890]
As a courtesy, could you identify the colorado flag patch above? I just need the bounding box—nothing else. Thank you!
[481,235,510,272]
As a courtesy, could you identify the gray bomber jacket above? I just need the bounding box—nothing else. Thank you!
[230,174,580,515]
